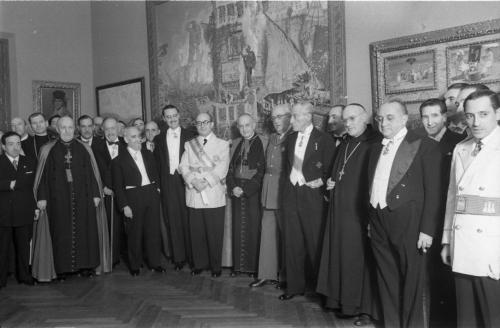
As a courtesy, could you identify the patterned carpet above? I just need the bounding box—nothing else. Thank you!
[0,265,375,328]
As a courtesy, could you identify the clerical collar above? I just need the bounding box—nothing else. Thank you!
[61,139,74,146]
[35,133,48,137]
[81,137,92,143]
[429,126,447,142]
[298,124,313,136]
[6,154,19,163]
[167,127,181,135]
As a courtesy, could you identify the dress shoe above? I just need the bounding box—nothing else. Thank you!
[18,277,35,286]
[275,281,287,290]
[211,271,221,278]
[130,269,140,276]
[80,269,95,278]
[353,314,373,326]
[278,293,303,301]
[174,263,184,271]
[191,269,202,276]
[249,279,267,288]
[152,266,166,273]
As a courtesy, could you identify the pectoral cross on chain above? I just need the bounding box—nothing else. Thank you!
[338,169,345,181]
[64,149,73,183]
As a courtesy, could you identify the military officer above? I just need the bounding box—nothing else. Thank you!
[441,89,500,327]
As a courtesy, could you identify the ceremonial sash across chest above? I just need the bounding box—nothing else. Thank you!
[189,138,216,172]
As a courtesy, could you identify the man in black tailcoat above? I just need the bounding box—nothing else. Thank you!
[153,104,195,270]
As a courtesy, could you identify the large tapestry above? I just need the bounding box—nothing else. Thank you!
[149,1,337,138]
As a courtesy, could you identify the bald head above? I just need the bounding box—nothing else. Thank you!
[237,114,256,139]
[103,117,118,142]
[10,117,27,137]
[145,121,160,142]
[195,112,214,137]
[57,116,75,142]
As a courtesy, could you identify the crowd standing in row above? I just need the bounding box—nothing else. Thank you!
[1,83,500,328]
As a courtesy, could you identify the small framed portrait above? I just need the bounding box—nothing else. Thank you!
[96,77,146,122]
[447,40,500,85]
[32,80,81,119]
[384,51,436,94]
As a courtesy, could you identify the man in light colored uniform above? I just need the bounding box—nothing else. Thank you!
[441,89,500,327]
[179,112,229,277]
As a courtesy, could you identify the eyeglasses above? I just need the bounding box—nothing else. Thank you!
[195,120,212,127]
[271,114,290,121]
[165,114,179,119]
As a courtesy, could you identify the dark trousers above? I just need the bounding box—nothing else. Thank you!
[104,194,125,265]
[274,209,286,282]
[124,184,161,271]
[163,172,192,266]
[189,206,225,273]
[0,224,32,285]
[455,273,500,328]
[369,205,428,328]
[282,183,326,294]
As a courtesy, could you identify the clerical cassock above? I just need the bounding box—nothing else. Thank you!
[36,139,101,274]
[316,126,380,318]
[227,134,266,274]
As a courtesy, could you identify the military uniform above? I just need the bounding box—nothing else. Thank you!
[443,126,500,327]
[179,133,230,274]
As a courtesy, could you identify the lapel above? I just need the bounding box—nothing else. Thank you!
[141,148,153,180]
[0,154,16,176]
[179,128,187,159]
[102,140,112,163]
[457,128,500,185]
[303,128,320,166]
[368,142,383,188]
[287,132,298,165]
[123,148,142,181]
[387,131,421,195]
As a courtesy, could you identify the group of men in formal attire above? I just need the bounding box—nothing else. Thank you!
[1,81,500,328]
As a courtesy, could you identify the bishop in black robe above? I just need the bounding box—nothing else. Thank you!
[37,139,101,274]
[227,133,266,274]
[316,125,381,320]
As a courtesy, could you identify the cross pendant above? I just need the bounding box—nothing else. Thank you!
[64,151,72,164]
[338,169,345,181]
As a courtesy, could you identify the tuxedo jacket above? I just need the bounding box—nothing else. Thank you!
[111,147,160,210]
[93,137,126,189]
[153,128,195,188]
[284,127,336,185]
[368,130,442,237]
[0,154,37,227]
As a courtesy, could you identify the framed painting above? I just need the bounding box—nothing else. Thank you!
[370,18,500,127]
[447,39,500,85]
[32,80,81,119]
[95,77,146,123]
[147,1,346,139]
[384,50,436,94]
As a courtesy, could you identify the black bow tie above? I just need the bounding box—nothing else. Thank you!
[107,140,119,146]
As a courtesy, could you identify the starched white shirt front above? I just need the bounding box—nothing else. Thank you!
[290,124,313,186]
[370,127,408,209]
[127,147,151,186]
[167,127,181,175]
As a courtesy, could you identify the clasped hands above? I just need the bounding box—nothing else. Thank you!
[192,178,209,192]
[305,178,324,189]
[232,186,244,198]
